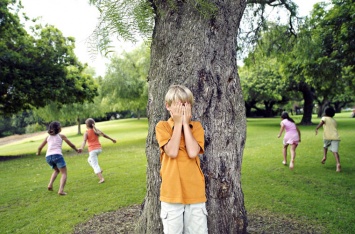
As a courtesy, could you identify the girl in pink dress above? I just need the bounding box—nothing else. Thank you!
[277,112,301,170]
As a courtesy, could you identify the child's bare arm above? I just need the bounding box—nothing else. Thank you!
[182,103,200,158]
[102,133,116,143]
[60,134,79,152]
[315,121,325,135]
[277,124,285,138]
[163,124,182,158]
[79,133,88,150]
[183,125,201,158]
[297,127,301,142]
[36,138,47,155]
[163,102,184,158]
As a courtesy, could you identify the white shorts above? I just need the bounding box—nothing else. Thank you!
[323,140,339,153]
[160,202,208,234]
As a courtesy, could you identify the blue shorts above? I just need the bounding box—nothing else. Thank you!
[46,154,66,169]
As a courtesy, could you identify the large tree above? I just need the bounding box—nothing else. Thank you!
[89,0,298,232]
[0,1,98,116]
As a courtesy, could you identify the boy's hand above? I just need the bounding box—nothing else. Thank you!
[182,102,192,125]
[169,102,183,125]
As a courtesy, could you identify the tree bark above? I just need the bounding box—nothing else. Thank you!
[77,116,81,135]
[298,82,314,125]
[263,101,275,117]
[136,0,248,233]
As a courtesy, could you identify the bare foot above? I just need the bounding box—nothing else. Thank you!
[58,192,67,196]
[289,161,294,170]
[47,187,53,191]
[98,179,105,184]
[336,164,341,172]
[282,161,287,166]
[321,158,326,164]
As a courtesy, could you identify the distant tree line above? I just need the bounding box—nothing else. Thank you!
[239,0,355,124]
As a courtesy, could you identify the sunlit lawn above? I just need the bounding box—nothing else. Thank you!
[242,112,355,233]
[0,114,354,233]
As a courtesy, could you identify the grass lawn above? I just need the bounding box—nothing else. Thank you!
[242,112,355,233]
[0,114,354,233]
[0,119,148,234]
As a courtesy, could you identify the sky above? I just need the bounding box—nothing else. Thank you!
[20,0,324,77]
[21,0,139,77]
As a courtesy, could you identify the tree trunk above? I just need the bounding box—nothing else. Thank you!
[136,0,248,233]
[298,82,314,125]
[316,99,329,118]
[77,116,81,135]
[263,100,275,117]
[137,109,141,120]
[245,100,256,117]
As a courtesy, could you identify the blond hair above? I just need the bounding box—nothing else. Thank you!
[165,85,194,106]
[85,118,102,136]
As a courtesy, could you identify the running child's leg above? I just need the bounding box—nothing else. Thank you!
[289,144,297,170]
[333,152,341,172]
[282,144,288,165]
[88,149,103,182]
[58,166,67,195]
[321,147,328,164]
[48,167,59,191]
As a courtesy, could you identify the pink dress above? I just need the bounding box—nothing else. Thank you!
[281,119,299,145]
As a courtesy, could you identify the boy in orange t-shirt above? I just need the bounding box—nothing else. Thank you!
[155,85,208,234]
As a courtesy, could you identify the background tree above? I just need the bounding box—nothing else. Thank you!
[0,1,98,116]
[280,0,355,122]
[239,24,292,117]
[33,67,102,134]
[240,57,288,117]
[101,43,149,119]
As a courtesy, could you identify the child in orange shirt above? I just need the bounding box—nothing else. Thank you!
[155,85,208,233]
[79,118,116,183]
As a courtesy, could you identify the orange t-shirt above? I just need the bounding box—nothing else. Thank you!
[86,129,101,152]
[155,118,206,204]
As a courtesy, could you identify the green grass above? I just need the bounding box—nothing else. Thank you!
[1,115,354,233]
[0,119,148,234]
[242,113,355,233]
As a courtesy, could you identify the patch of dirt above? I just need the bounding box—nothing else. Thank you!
[74,205,142,234]
[73,205,325,234]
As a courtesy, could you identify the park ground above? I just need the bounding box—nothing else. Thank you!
[1,132,324,233]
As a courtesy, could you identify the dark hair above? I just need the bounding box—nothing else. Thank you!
[48,121,61,135]
[324,107,335,117]
[281,111,295,123]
